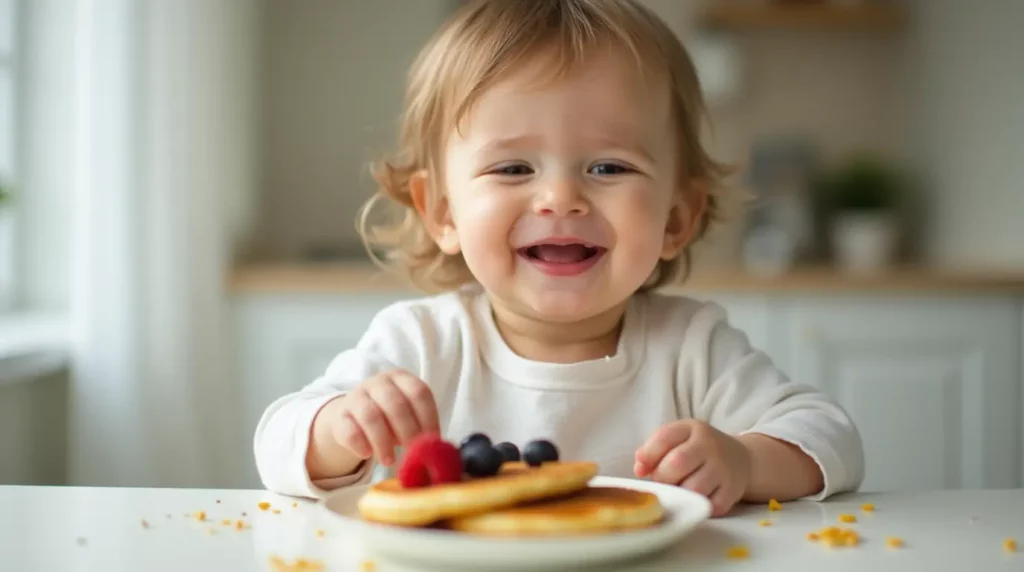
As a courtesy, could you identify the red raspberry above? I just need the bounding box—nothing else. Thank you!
[397,433,463,488]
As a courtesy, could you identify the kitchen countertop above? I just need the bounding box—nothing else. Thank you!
[229,261,1024,295]
[4,485,1021,571]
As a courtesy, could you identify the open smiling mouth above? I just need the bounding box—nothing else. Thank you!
[516,244,608,276]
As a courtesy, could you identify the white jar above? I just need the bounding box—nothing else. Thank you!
[832,212,898,274]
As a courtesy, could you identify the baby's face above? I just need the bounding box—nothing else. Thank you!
[440,47,688,323]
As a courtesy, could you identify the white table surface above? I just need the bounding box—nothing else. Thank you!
[2,485,1022,571]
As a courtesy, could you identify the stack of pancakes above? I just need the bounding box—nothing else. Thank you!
[356,461,665,536]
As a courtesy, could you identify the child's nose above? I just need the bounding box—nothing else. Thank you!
[532,177,590,217]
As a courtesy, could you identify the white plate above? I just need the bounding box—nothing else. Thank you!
[318,475,712,570]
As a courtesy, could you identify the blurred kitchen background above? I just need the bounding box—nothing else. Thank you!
[0,0,1022,493]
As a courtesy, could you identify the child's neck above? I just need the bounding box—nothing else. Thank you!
[490,298,625,364]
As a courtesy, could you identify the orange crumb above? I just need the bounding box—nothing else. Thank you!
[1005,538,1018,553]
[194,511,206,522]
[235,520,246,530]
[360,560,376,571]
[813,526,860,549]
[886,536,904,549]
[272,509,281,515]
[221,519,231,526]
[758,519,772,527]
[140,520,150,529]
[315,529,325,537]
[807,532,820,542]
[292,501,298,508]
[726,545,750,559]
[839,513,857,523]
[861,503,875,512]
[258,502,271,511]
[768,499,782,511]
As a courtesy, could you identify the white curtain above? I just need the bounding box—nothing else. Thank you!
[64,0,259,487]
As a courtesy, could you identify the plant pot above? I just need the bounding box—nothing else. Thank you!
[832,212,898,274]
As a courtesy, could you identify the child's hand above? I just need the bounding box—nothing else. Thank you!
[634,420,752,517]
[325,370,440,467]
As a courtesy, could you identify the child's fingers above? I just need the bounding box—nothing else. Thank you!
[635,422,694,472]
[349,396,399,466]
[709,484,740,517]
[333,409,372,459]
[648,443,703,484]
[680,464,719,497]
[368,379,421,445]
[391,372,440,435]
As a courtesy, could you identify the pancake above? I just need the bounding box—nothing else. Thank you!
[442,486,665,537]
[357,461,599,527]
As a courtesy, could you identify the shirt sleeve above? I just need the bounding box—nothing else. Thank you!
[252,301,439,499]
[680,303,865,500]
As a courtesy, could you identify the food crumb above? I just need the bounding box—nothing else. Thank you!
[215,499,221,504]
[272,509,281,514]
[221,519,232,526]
[886,536,905,549]
[1005,538,1018,553]
[861,503,875,512]
[768,499,782,511]
[140,519,150,529]
[839,513,857,523]
[258,502,271,511]
[315,529,325,537]
[360,560,376,571]
[758,519,772,527]
[726,545,750,559]
[292,501,298,508]
[194,511,206,522]
[241,512,248,517]
[235,520,247,530]
[814,526,859,549]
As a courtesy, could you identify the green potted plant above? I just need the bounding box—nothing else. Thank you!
[817,156,904,273]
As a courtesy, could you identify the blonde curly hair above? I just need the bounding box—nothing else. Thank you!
[358,0,732,293]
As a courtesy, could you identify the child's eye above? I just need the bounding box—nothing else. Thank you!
[490,164,533,176]
[588,163,631,176]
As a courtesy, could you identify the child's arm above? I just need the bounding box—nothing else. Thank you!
[679,304,865,502]
[253,302,449,498]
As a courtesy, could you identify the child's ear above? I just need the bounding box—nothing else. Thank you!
[409,169,461,255]
[660,179,708,260]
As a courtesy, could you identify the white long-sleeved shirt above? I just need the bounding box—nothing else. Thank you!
[253,288,864,499]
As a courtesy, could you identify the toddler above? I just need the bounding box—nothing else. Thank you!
[254,0,864,517]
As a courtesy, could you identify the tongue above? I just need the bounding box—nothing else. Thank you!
[531,244,591,263]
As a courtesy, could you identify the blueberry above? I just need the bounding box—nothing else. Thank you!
[493,442,520,463]
[523,439,559,467]
[459,432,491,451]
[461,442,504,477]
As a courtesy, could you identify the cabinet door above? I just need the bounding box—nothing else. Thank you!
[234,292,414,487]
[781,297,1021,492]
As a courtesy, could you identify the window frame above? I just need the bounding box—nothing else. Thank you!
[0,0,21,312]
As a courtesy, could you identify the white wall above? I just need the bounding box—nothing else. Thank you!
[258,0,458,260]
[906,0,1024,269]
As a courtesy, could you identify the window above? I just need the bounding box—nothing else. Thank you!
[0,0,19,310]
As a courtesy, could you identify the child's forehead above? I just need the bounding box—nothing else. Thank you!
[454,44,671,138]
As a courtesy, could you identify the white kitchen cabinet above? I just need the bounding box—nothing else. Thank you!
[778,296,1022,492]
[234,291,415,486]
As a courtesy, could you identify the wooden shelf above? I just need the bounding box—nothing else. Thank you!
[701,3,907,31]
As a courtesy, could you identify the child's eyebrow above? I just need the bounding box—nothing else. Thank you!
[471,134,656,164]
[472,135,544,158]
